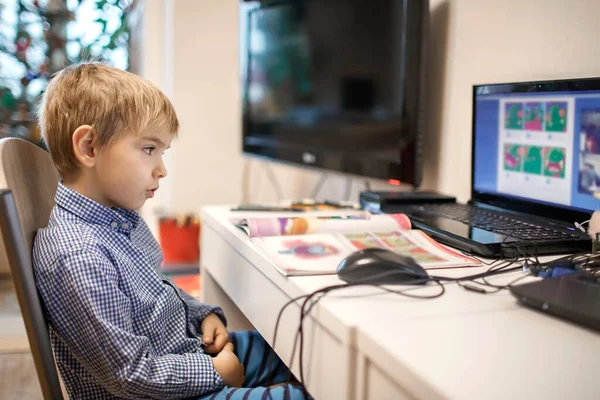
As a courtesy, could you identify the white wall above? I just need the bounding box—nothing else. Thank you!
[426,0,600,201]
[169,1,244,212]
[143,0,600,215]
[139,0,173,235]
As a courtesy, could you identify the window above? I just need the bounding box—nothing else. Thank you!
[0,0,136,145]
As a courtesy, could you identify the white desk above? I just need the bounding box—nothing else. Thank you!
[200,206,600,400]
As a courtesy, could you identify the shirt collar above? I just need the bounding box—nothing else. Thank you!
[55,181,140,231]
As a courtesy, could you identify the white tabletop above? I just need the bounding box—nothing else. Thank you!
[357,303,600,400]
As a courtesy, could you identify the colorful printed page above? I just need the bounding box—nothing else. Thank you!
[252,229,479,276]
[234,213,412,238]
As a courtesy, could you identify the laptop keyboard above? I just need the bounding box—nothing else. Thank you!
[406,203,582,241]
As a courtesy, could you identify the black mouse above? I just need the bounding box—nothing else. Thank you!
[336,248,429,285]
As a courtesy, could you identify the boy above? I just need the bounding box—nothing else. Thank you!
[33,62,307,399]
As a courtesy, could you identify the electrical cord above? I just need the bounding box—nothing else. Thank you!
[451,230,545,294]
[460,250,506,266]
[296,279,446,395]
[454,233,551,294]
[265,292,312,390]
[428,252,525,295]
[267,276,446,396]
[523,250,600,279]
[455,260,524,293]
[283,279,445,380]
[458,229,600,294]
[429,265,523,283]
[574,214,593,233]
[480,258,529,289]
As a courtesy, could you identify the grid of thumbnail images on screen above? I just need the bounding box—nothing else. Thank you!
[503,101,600,197]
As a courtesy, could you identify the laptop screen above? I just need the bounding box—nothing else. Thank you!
[473,79,600,214]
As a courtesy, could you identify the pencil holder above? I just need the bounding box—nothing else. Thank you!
[158,214,201,266]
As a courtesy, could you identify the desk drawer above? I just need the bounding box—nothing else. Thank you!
[201,225,354,400]
[356,356,417,400]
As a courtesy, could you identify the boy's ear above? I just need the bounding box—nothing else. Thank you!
[72,125,98,168]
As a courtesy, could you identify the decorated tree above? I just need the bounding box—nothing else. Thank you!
[0,0,136,145]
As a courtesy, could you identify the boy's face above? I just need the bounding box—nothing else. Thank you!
[92,130,172,210]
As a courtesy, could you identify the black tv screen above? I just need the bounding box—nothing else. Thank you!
[242,0,428,186]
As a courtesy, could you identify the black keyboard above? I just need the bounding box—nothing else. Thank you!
[405,203,582,241]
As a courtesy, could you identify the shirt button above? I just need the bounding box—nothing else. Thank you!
[111,222,118,228]
[121,223,129,230]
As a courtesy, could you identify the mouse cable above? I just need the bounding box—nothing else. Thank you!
[264,284,348,395]
[444,253,530,294]
[479,256,532,290]
[266,277,445,394]
[266,285,347,398]
[500,234,546,267]
[293,278,445,394]
[480,230,544,267]
[265,291,314,390]
[297,279,446,391]
[455,233,536,278]
[270,268,437,353]
[453,258,518,294]
[459,250,507,266]
[457,231,526,267]
[456,271,531,294]
[453,245,526,294]
[481,237,578,290]
[265,284,352,391]
[429,264,522,283]
[436,249,525,282]
[283,274,441,376]
[458,249,538,293]
[429,258,522,295]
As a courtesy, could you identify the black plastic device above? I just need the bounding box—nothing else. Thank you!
[359,190,456,213]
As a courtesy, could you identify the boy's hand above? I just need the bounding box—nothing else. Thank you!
[212,342,245,387]
[201,313,229,355]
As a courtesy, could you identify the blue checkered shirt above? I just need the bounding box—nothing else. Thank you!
[33,182,226,399]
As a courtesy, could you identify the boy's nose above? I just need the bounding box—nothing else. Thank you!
[155,160,167,179]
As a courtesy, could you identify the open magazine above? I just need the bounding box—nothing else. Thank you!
[232,212,480,276]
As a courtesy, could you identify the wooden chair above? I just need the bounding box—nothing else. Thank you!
[0,138,63,399]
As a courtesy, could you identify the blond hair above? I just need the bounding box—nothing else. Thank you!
[38,62,179,176]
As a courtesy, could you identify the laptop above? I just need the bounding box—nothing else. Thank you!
[390,78,600,257]
[510,272,600,332]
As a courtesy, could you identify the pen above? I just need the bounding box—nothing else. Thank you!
[316,215,370,220]
[323,200,359,209]
[231,205,305,212]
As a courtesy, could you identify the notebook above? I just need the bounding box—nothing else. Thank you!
[390,78,600,257]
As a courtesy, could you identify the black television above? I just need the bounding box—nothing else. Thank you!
[242,0,428,186]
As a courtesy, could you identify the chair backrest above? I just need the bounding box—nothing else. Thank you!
[0,138,63,399]
[0,138,59,271]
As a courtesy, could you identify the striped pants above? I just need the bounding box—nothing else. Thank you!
[199,330,310,400]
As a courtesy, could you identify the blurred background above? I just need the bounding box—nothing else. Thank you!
[3,1,600,397]
[0,0,140,145]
